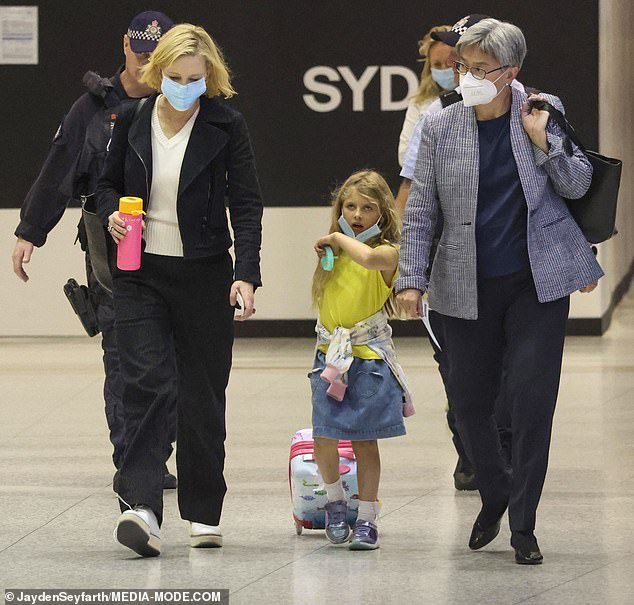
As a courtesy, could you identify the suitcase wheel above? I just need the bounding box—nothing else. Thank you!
[294,520,303,535]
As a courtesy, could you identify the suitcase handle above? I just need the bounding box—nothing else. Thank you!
[337,448,355,460]
[290,440,356,461]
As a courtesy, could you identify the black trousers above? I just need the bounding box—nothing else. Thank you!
[441,269,569,531]
[113,252,234,526]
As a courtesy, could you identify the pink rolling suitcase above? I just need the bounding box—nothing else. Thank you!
[289,428,359,534]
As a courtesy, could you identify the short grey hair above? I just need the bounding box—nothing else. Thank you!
[456,18,527,68]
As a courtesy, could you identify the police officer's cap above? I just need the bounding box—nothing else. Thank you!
[127,11,174,53]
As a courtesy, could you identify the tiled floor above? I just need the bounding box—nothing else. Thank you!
[1,291,633,604]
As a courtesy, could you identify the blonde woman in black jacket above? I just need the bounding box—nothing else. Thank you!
[96,23,263,558]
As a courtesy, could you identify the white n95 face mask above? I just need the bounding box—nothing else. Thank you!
[338,215,382,242]
[459,71,507,107]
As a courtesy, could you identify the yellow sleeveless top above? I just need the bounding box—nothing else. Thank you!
[318,249,396,359]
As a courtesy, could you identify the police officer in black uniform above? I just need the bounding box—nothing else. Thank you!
[11,11,177,491]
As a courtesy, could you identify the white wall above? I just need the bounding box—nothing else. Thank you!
[1,207,331,336]
[2,208,87,336]
[0,204,614,336]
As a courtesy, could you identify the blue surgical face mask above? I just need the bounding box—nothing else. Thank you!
[161,76,207,112]
[338,215,382,242]
[431,67,456,91]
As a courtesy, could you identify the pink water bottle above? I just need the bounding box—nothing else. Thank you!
[116,196,145,271]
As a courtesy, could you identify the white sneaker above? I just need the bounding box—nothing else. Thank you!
[115,505,161,557]
[189,522,223,548]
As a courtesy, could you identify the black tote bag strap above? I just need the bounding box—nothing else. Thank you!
[528,99,586,155]
[528,100,622,244]
[133,97,148,118]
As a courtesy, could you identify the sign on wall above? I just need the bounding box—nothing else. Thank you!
[302,66,419,113]
[0,6,38,65]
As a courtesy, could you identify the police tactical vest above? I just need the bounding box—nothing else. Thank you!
[75,72,139,256]
[75,71,139,199]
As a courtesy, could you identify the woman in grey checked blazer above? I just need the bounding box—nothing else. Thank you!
[396,18,603,565]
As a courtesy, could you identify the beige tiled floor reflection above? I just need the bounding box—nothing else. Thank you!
[1,291,633,604]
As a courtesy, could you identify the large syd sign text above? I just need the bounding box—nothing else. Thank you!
[303,65,419,112]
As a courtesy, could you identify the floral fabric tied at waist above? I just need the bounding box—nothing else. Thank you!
[315,309,415,417]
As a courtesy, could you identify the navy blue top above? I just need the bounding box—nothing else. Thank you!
[476,110,529,278]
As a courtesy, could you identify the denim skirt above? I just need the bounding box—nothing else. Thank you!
[310,351,406,441]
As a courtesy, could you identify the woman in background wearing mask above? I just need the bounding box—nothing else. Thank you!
[96,23,263,557]
[396,24,455,170]
[396,19,602,565]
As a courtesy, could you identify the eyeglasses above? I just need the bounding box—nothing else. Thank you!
[453,61,508,81]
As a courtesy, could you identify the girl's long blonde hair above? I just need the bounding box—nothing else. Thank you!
[411,24,452,105]
[312,170,403,317]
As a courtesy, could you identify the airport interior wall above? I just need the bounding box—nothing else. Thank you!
[1,0,631,336]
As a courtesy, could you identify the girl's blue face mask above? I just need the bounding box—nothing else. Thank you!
[431,67,456,91]
[338,215,382,242]
[161,76,207,112]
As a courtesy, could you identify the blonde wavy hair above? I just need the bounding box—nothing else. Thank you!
[312,170,404,318]
[411,24,452,105]
[141,23,236,98]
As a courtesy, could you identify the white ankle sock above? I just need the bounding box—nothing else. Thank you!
[357,500,379,523]
[324,478,345,502]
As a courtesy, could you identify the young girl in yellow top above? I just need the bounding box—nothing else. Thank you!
[310,170,413,550]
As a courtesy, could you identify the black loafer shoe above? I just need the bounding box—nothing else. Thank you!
[514,548,543,565]
[454,470,478,491]
[512,531,543,565]
[453,457,478,491]
[469,517,502,550]
[163,472,177,490]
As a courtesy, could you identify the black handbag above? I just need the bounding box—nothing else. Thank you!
[531,100,622,244]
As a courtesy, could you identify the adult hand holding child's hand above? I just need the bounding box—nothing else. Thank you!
[396,288,423,319]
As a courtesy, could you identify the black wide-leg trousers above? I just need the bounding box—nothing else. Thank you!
[114,251,234,526]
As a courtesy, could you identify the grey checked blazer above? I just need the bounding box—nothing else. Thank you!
[395,87,604,320]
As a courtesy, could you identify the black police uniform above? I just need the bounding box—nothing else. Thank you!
[14,70,176,473]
